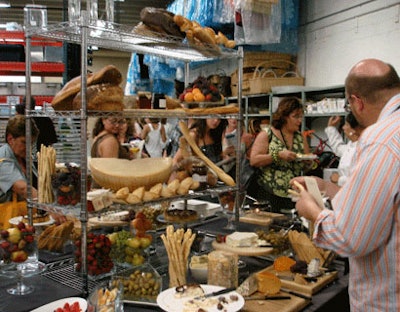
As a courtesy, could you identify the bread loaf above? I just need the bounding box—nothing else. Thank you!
[72,83,124,111]
[52,65,122,110]
[140,7,184,39]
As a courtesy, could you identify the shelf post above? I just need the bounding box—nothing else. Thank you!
[79,9,89,298]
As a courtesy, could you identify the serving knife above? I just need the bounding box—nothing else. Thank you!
[244,295,291,300]
[280,288,312,300]
[194,287,236,300]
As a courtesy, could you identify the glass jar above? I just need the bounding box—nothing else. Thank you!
[191,159,208,190]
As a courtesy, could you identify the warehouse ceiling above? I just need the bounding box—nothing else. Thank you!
[0,0,174,28]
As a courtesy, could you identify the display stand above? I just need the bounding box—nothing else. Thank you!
[24,9,244,297]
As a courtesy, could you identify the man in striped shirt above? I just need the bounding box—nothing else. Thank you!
[291,59,400,311]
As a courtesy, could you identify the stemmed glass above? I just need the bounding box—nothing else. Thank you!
[0,225,45,295]
[218,191,246,230]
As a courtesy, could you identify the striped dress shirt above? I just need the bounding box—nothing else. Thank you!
[313,93,400,311]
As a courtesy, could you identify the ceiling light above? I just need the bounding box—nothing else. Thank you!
[0,0,11,8]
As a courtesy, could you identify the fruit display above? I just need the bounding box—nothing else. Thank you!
[51,163,81,206]
[107,226,152,267]
[53,302,82,312]
[0,222,36,264]
[74,232,113,276]
[179,76,224,103]
[112,264,162,302]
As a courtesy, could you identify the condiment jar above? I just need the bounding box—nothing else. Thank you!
[191,159,208,190]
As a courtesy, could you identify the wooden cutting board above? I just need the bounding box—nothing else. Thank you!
[211,241,273,256]
[242,292,309,312]
[261,266,338,296]
[239,212,273,226]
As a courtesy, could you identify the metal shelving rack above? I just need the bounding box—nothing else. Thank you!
[24,10,243,297]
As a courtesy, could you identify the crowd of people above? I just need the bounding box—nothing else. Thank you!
[1,58,399,311]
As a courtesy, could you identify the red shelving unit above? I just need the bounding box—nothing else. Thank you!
[0,61,65,76]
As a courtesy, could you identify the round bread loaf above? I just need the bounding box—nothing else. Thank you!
[72,83,124,111]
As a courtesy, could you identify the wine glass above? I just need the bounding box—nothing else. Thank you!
[218,191,246,230]
[0,224,45,295]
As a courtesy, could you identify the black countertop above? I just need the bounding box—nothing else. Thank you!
[0,216,350,312]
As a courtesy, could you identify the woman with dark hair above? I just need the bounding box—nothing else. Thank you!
[173,118,227,165]
[250,97,311,212]
[324,112,365,186]
[91,116,130,159]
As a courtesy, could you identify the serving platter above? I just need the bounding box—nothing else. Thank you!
[88,211,129,227]
[261,266,338,296]
[9,216,55,227]
[295,154,318,161]
[212,240,273,256]
[30,297,87,312]
[243,292,309,312]
[157,285,244,312]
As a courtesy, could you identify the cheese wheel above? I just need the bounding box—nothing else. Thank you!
[89,157,173,192]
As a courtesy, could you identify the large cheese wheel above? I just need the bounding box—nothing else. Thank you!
[89,157,173,192]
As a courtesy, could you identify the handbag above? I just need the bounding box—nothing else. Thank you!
[240,127,273,193]
[0,193,27,230]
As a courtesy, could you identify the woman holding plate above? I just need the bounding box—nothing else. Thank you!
[250,97,312,213]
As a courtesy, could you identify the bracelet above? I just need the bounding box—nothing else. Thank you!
[271,149,281,164]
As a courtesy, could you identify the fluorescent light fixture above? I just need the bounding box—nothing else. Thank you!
[0,0,10,8]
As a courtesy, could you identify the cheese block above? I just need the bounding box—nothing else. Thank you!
[89,157,173,192]
[256,271,282,295]
[226,232,258,247]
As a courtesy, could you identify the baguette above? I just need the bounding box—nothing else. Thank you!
[178,121,235,186]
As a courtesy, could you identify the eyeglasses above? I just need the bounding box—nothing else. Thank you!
[344,98,351,112]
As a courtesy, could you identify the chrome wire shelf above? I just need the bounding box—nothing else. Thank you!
[27,108,240,120]
[25,20,239,63]
[30,185,237,218]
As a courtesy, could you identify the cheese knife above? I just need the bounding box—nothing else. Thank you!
[194,287,236,299]
[280,288,312,300]
[244,295,291,300]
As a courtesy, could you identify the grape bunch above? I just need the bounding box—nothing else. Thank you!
[74,232,113,276]
[107,230,134,264]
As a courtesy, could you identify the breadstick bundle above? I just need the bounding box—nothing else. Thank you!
[37,145,56,203]
[160,225,196,287]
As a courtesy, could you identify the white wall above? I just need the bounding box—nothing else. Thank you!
[297,0,400,87]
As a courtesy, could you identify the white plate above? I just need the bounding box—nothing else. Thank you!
[296,154,318,161]
[9,216,55,227]
[157,285,244,312]
[89,211,129,227]
[30,297,87,312]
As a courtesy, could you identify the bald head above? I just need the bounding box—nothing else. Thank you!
[345,59,400,127]
[349,59,391,78]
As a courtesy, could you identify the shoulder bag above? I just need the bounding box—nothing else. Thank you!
[239,127,272,192]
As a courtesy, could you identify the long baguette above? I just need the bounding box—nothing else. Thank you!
[178,121,235,186]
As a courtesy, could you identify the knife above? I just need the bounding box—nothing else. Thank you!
[195,287,236,300]
[280,288,312,300]
[245,295,291,300]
